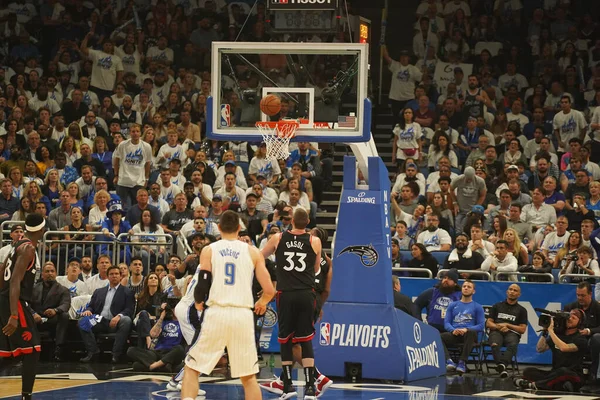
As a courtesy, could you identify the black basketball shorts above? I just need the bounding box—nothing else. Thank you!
[276,289,316,344]
[0,297,41,357]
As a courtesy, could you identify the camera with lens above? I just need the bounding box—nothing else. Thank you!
[571,255,579,262]
[158,298,181,320]
[242,89,257,104]
[536,308,571,335]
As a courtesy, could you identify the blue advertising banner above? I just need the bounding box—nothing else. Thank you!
[315,302,445,381]
[400,278,577,364]
[258,300,280,353]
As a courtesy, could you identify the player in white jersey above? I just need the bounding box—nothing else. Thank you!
[166,265,206,394]
[181,210,275,400]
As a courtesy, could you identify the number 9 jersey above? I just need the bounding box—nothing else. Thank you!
[206,240,255,309]
[274,231,317,291]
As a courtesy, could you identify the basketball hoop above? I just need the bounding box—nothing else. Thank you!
[256,121,299,160]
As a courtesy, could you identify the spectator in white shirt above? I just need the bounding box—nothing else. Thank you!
[417,213,452,251]
[56,259,89,298]
[481,240,518,281]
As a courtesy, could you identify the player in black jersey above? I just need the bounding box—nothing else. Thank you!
[0,214,46,400]
[261,208,322,400]
[260,226,334,398]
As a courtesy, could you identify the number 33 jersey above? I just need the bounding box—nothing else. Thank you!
[207,240,255,309]
[275,232,317,291]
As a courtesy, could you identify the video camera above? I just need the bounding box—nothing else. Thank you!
[535,308,571,335]
[157,297,181,320]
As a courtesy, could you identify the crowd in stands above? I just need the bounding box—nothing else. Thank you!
[0,0,343,365]
[387,0,600,282]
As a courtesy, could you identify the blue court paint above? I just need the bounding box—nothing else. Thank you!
[0,380,513,400]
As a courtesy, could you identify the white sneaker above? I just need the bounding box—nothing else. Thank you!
[165,379,206,396]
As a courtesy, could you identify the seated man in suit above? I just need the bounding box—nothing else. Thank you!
[79,265,135,363]
[30,262,71,361]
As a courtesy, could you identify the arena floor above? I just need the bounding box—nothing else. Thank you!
[1,357,597,400]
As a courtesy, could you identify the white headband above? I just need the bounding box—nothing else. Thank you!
[26,220,45,232]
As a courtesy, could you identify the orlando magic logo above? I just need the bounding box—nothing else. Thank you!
[125,147,144,165]
[396,69,410,82]
[400,126,415,141]
[97,56,113,70]
[338,244,379,267]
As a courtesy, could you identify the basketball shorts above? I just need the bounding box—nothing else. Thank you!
[276,289,316,344]
[185,305,258,378]
[0,297,41,357]
[174,300,202,345]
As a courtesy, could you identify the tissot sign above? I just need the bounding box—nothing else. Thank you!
[270,0,338,10]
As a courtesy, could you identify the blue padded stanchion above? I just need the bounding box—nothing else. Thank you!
[313,156,445,381]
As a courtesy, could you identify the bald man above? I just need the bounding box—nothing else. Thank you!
[486,284,528,378]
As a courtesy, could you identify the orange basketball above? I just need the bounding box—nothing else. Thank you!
[260,94,281,116]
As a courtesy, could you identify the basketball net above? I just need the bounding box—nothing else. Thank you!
[255,121,298,160]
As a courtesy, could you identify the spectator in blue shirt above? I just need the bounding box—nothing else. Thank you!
[442,280,485,374]
[0,178,19,222]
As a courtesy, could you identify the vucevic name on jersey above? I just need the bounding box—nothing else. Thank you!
[275,231,317,291]
[0,239,39,302]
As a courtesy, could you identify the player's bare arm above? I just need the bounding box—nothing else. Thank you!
[321,254,333,304]
[250,245,275,315]
[261,232,282,259]
[311,236,322,273]
[193,246,213,311]
[2,244,35,337]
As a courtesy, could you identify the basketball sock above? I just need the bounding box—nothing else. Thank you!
[282,364,293,387]
[314,366,323,380]
[22,351,39,395]
[304,367,315,388]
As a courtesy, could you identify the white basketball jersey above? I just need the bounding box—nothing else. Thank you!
[207,239,255,309]
[180,265,202,308]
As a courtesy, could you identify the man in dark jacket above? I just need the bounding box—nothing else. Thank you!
[443,234,485,278]
[564,281,600,381]
[79,265,135,363]
[30,263,71,361]
[414,268,462,332]
[392,276,417,318]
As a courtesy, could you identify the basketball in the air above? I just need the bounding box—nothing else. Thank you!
[260,94,281,116]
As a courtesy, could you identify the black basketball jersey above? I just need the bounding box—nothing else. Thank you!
[0,239,39,302]
[463,88,484,122]
[315,250,329,295]
[275,231,317,291]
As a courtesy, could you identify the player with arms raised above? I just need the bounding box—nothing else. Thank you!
[0,214,46,400]
[180,210,275,400]
[261,208,322,399]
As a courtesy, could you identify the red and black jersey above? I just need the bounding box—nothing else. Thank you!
[0,239,39,302]
[274,231,316,292]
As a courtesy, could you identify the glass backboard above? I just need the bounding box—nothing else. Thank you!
[207,41,370,143]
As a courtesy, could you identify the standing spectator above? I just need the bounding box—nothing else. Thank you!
[81,34,124,101]
[553,95,588,154]
[29,262,71,362]
[113,124,152,210]
[79,265,134,363]
[392,108,423,170]
[382,47,422,125]
[486,284,528,377]
[450,167,487,234]
[442,280,485,374]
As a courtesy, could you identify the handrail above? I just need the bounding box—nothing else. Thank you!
[392,267,433,278]
[0,220,25,246]
[436,270,491,280]
[558,274,600,284]
[495,271,554,283]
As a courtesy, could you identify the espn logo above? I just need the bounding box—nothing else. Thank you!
[320,322,330,346]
